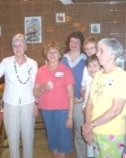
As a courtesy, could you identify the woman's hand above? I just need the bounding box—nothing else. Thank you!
[82,122,93,138]
[44,81,54,90]
[33,84,44,97]
[33,104,39,117]
[66,117,73,128]
[75,97,83,104]
[84,131,93,145]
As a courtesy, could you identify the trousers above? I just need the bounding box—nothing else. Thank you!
[73,102,87,158]
[4,102,35,158]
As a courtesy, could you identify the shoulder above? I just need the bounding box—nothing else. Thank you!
[84,67,92,79]
[80,53,87,60]
[84,67,88,74]
[93,69,102,80]
[59,62,71,72]
[27,56,38,65]
[116,67,126,78]
[62,54,68,62]
[79,53,87,65]
[38,64,47,72]
[1,56,14,64]
[36,65,46,78]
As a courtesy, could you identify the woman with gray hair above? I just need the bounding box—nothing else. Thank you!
[82,38,126,158]
[0,33,38,158]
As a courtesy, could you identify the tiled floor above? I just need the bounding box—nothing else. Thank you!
[0,114,76,158]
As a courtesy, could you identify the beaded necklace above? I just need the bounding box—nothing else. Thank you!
[14,61,31,84]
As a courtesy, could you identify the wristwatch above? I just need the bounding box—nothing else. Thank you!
[92,121,96,127]
[68,114,72,119]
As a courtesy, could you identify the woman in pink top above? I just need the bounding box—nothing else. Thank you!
[33,42,75,158]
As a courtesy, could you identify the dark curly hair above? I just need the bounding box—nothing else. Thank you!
[64,31,85,53]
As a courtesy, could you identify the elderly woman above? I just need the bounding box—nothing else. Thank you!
[33,42,75,158]
[0,33,38,158]
[82,38,126,158]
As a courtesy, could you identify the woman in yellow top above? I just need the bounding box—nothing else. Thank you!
[82,38,126,158]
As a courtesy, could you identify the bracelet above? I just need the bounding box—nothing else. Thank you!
[68,114,72,119]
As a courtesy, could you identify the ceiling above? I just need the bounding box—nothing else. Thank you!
[73,0,126,3]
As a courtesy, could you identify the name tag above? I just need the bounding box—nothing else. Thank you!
[55,72,64,77]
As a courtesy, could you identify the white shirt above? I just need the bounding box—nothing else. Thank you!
[0,56,38,106]
[81,67,93,109]
[81,66,92,87]
[64,53,87,68]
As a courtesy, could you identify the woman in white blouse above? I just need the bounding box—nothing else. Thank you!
[0,33,38,158]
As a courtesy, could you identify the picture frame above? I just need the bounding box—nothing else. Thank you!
[56,13,65,23]
[24,16,42,43]
[91,23,100,34]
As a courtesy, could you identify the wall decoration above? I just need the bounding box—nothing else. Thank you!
[24,16,42,43]
[91,23,100,34]
[56,13,65,23]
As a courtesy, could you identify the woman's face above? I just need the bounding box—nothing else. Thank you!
[69,37,81,52]
[87,60,101,78]
[46,48,61,63]
[84,42,97,57]
[96,43,113,67]
[12,40,27,57]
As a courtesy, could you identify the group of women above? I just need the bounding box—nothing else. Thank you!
[1,31,126,158]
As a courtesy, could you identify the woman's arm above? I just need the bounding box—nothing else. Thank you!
[33,84,43,98]
[92,98,126,126]
[66,84,74,128]
[84,95,92,122]
[33,83,44,117]
[83,98,126,135]
[82,95,93,144]
[80,85,86,98]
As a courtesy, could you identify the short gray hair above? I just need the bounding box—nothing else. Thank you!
[12,33,27,46]
[97,38,124,59]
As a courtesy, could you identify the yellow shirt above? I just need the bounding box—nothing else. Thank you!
[91,67,126,135]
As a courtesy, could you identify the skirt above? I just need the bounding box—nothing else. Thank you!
[93,133,125,158]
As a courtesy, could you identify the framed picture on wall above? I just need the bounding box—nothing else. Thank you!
[91,23,100,34]
[24,16,42,43]
[56,13,65,23]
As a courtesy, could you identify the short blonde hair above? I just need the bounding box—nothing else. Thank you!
[43,41,64,59]
[83,36,99,47]
[12,33,27,46]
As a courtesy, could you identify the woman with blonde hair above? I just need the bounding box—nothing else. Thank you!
[33,41,75,158]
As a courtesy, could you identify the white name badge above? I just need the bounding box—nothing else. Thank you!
[55,72,64,77]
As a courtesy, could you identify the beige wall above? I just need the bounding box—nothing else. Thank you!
[0,0,126,66]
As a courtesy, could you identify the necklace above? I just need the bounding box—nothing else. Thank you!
[14,61,31,84]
